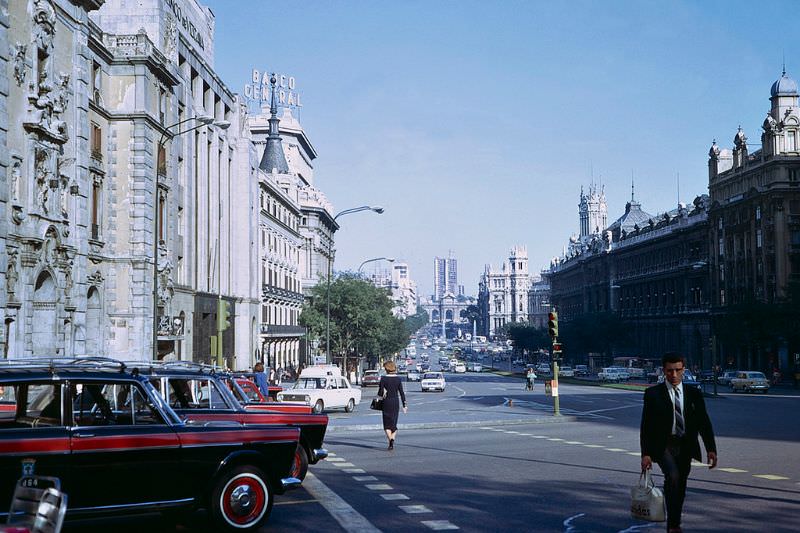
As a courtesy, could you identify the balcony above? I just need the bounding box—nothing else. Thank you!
[259,324,306,338]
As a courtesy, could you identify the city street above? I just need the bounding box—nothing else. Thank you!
[64,371,800,532]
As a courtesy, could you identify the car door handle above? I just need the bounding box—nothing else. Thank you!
[74,432,95,438]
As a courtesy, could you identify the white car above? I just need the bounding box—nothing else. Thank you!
[558,366,574,377]
[276,365,362,413]
[453,362,466,373]
[421,371,446,392]
[598,367,629,382]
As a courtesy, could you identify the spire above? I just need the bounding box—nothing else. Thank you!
[631,174,635,203]
[258,73,289,174]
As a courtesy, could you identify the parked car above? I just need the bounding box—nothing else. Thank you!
[730,371,770,393]
[277,365,362,414]
[718,370,739,386]
[421,372,446,392]
[361,370,381,387]
[141,363,330,481]
[467,362,483,372]
[598,367,630,382]
[0,357,302,531]
[698,370,716,383]
[574,365,589,376]
[453,362,467,373]
[221,375,313,414]
[407,369,421,382]
[558,366,575,377]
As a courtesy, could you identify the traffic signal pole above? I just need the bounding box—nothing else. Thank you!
[548,309,561,416]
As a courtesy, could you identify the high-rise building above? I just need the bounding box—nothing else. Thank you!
[434,254,458,300]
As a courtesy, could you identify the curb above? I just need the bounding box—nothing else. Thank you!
[326,415,577,433]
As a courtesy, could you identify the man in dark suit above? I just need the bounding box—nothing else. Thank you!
[641,353,717,533]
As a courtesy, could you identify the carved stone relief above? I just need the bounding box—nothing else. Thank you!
[12,43,27,86]
[6,249,20,300]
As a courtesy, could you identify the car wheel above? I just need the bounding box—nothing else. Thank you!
[345,398,355,413]
[290,444,309,480]
[312,400,324,414]
[211,466,273,532]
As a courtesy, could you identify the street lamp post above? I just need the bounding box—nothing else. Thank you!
[153,115,229,361]
[325,205,384,364]
[357,256,395,275]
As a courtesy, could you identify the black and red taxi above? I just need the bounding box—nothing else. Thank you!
[138,362,328,480]
[0,358,301,531]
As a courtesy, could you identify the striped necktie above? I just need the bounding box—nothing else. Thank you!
[673,386,685,437]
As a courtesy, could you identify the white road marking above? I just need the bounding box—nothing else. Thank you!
[753,474,790,480]
[301,473,381,533]
[399,505,432,514]
[718,467,748,473]
[381,493,410,500]
[617,522,661,532]
[564,441,584,444]
[333,462,356,467]
[366,483,393,490]
[353,476,378,481]
[548,438,565,442]
[327,452,337,456]
[563,512,586,532]
[343,468,366,474]
[422,520,460,530]
[583,444,603,448]
[327,457,345,462]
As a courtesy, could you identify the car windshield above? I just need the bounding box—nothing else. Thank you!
[749,372,766,379]
[423,373,442,380]
[293,378,326,389]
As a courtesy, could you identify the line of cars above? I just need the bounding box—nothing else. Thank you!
[0,357,332,531]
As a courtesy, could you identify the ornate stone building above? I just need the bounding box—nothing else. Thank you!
[1,1,335,369]
[708,70,800,372]
[477,245,532,338]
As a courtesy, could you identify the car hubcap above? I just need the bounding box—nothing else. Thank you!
[221,474,267,526]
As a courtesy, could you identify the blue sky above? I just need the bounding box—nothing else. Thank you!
[204,0,797,296]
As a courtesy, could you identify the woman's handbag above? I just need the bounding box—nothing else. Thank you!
[370,394,385,411]
[630,469,665,522]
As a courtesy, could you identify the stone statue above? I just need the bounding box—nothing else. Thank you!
[12,43,27,86]
[10,160,21,202]
[6,249,19,297]
[53,72,70,114]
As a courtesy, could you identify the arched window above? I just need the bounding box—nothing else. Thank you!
[32,272,57,356]
[85,287,102,355]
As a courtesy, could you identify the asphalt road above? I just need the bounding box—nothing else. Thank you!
[63,371,800,532]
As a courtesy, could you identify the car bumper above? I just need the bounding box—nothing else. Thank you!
[280,476,302,492]
[311,448,328,464]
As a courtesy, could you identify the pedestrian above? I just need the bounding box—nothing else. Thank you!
[268,366,277,386]
[377,360,407,450]
[253,362,269,398]
[640,352,717,533]
[526,368,536,391]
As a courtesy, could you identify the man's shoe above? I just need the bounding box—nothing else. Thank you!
[388,439,394,450]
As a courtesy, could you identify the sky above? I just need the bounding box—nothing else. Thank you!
[204,0,798,297]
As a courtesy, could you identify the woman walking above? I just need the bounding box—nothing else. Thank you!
[378,360,407,450]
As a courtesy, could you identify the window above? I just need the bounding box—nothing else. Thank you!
[788,132,797,152]
[72,382,164,426]
[91,123,102,160]
[756,229,762,248]
[91,175,102,240]
[755,206,761,220]
[157,143,167,176]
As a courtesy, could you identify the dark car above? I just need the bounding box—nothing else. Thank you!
[361,370,381,387]
[698,370,715,383]
[0,357,301,531]
[138,362,329,481]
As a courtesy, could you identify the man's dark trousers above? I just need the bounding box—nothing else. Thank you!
[659,436,692,529]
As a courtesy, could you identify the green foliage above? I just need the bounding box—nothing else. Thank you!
[300,273,408,364]
[504,322,550,353]
[403,306,429,336]
[460,304,480,326]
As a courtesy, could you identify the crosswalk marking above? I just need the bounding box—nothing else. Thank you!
[718,468,748,473]
[333,462,356,467]
[422,520,460,530]
[605,448,627,452]
[327,457,345,462]
[366,484,393,490]
[564,441,584,444]
[399,505,432,513]
[343,468,366,474]
[353,476,378,481]
[380,493,410,500]
[548,438,564,441]
[583,444,603,448]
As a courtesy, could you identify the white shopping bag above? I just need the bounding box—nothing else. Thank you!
[630,469,666,522]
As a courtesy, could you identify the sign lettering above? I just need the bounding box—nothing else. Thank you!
[244,69,303,109]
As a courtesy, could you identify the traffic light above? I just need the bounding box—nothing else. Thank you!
[217,299,232,332]
[547,311,558,340]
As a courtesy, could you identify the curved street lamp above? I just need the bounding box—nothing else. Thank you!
[357,256,395,274]
[153,116,230,361]
[325,205,385,363]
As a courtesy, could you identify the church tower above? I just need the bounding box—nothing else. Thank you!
[579,183,607,241]
[761,69,800,157]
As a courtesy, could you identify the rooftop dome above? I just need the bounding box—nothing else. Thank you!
[771,71,798,97]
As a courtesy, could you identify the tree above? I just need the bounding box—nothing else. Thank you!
[403,306,429,336]
[460,304,480,331]
[560,311,627,365]
[300,273,407,371]
[503,322,550,357]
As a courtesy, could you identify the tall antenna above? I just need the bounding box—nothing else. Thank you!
[631,171,635,202]
[677,171,680,205]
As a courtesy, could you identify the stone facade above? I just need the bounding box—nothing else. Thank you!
[477,245,532,338]
[1,0,335,369]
